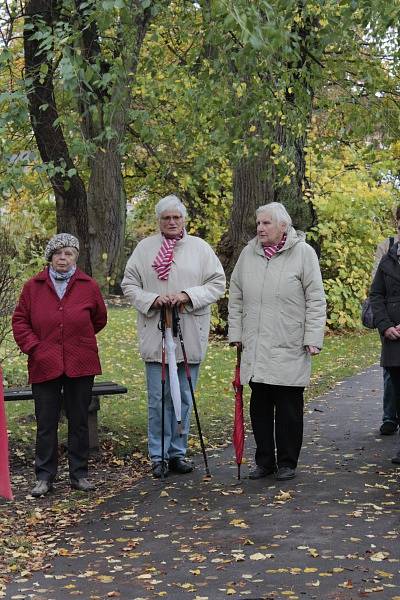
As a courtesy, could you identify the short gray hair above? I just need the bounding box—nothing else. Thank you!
[256,202,292,229]
[155,194,187,220]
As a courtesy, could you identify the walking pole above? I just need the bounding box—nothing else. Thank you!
[172,305,211,478]
[159,305,167,480]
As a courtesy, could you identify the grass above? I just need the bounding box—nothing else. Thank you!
[3,306,382,456]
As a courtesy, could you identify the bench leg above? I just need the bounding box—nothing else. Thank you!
[88,396,100,452]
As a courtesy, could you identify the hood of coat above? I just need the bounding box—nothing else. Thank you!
[250,225,306,256]
[379,241,400,284]
[387,240,400,262]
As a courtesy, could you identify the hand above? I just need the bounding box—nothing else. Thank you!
[151,295,171,309]
[305,345,320,355]
[384,326,400,340]
[169,292,191,306]
[230,342,243,350]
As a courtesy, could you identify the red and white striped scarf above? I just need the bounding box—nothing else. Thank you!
[152,231,184,280]
[262,233,287,260]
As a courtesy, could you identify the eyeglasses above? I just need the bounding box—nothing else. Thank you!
[160,216,183,222]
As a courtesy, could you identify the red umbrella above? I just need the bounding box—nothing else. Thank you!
[0,367,13,500]
[232,346,245,479]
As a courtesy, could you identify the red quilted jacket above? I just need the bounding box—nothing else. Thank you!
[12,268,107,384]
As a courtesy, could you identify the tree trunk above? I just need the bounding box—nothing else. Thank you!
[87,145,126,289]
[217,127,315,328]
[23,0,91,273]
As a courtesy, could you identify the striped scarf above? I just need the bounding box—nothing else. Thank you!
[152,231,184,280]
[262,233,287,260]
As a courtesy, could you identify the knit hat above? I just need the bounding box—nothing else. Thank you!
[45,233,80,261]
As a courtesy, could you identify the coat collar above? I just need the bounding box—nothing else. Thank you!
[251,226,304,257]
[33,267,91,282]
[379,242,400,284]
[154,230,188,246]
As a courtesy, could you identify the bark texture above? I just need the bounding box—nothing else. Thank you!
[24,0,91,273]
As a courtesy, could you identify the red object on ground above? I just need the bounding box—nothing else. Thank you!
[232,347,245,479]
[0,368,13,500]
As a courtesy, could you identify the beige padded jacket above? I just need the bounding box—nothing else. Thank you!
[121,233,225,364]
[228,227,326,387]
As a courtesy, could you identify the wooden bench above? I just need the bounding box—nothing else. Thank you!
[4,380,128,450]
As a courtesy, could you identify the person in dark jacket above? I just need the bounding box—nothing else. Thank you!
[370,241,400,464]
[12,233,107,497]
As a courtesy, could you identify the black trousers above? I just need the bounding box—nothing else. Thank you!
[385,367,400,416]
[249,381,304,470]
[32,374,94,482]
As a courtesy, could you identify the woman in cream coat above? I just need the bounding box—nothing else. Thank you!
[122,195,225,478]
[228,202,326,481]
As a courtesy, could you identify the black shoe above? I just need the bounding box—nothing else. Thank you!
[31,480,53,497]
[276,467,296,481]
[70,478,95,492]
[168,457,194,474]
[380,422,398,435]
[391,454,400,465]
[248,465,275,479]
[152,461,169,478]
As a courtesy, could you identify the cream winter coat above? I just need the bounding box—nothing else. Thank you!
[121,233,225,363]
[228,227,326,387]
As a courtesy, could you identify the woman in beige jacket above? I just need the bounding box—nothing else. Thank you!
[228,202,326,481]
[122,195,225,478]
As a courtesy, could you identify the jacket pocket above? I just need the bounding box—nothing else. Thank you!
[276,321,304,348]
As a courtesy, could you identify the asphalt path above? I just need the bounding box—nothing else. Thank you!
[6,365,400,600]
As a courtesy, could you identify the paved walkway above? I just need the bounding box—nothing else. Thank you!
[6,365,400,600]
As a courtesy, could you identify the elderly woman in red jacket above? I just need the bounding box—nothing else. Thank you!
[12,233,107,497]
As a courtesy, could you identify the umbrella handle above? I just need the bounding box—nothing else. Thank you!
[236,345,242,368]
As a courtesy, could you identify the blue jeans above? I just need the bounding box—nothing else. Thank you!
[383,367,398,424]
[146,362,200,462]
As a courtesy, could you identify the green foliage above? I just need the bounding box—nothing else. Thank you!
[308,146,399,329]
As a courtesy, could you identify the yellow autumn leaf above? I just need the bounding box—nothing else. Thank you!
[308,548,319,557]
[339,580,353,589]
[370,551,389,561]
[189,553,207,562]
[229,519,248,528]
[96,575,115,583]
[304,567,318,573]
[374,570,393,578]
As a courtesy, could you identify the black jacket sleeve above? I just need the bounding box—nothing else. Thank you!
[369,264,393,334]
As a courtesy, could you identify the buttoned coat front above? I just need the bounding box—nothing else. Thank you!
[228,227,326,387]
[12,268,107,384]
[121,233,226,363]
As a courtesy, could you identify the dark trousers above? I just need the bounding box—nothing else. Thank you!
[32,374,94,482]
[249,381,304,470]
[385,367,400,417]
